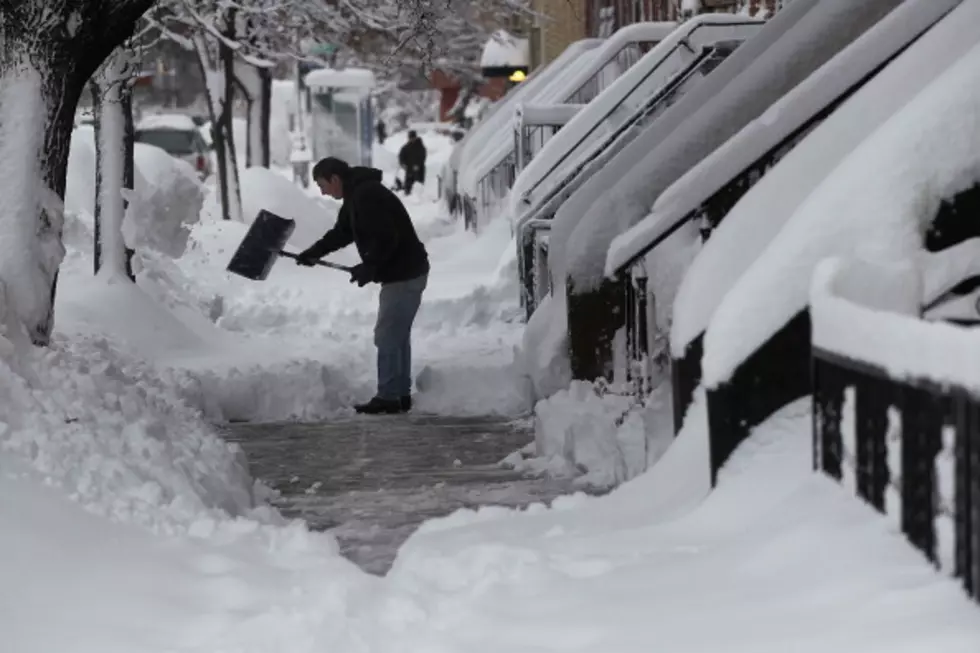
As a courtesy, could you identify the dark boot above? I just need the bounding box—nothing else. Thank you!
[400,396,412,413]
[354,397,402,415]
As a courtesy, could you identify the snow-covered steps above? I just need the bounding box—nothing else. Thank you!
[221,415,592,575]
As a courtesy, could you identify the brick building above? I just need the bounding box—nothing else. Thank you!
[527,0,588,69]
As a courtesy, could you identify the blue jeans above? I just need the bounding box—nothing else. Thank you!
[374,274,427,400]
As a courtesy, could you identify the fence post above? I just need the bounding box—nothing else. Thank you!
[954,392,977,600]
[519,227,536,319]
[812,354,844,481]
[855,374,891,512]
[901,385,942,564]
[566,274,627,383]
[671,335,703,434]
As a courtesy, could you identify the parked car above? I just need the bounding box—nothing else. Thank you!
[135,113,212,179]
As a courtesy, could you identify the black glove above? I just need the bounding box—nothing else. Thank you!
[349,263,376,287]
[295,250,319,267]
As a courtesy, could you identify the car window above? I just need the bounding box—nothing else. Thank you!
[136,128,197,155]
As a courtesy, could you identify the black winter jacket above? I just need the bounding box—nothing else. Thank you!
[398,138,427,170]
[305,167,429,284]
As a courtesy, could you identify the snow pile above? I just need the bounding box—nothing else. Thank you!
[555,0,900,292]
[480,30,530,69]
[520,293,572,401]
[703,37,980,387]
[387,396,980,653]
[527,380,674,487]
[234,166,340,249]
[0,325,253,534]
[607,0,961,276]
[811,256,980,392]
[126,143,204,258]
[137,112,198,131]
[669,0,980,358]
[0,68,65,341]
[66,126,204,259]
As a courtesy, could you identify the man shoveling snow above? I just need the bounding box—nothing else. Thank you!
[296,157,430,415]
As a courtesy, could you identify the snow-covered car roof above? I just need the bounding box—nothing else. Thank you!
[136,113,198,131]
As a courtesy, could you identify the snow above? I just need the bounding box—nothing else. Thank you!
[516,103,585,126]
[0,64,63,342]
[461,45,601,200]
[921,237,980,304]
[454,39,602,207]
[606,0,962,277]
[509,15,764,230]
[8,50,980,651]
[462,22,678,204]
[387,397,980,653]
[807,256,980,389]
[702,37,980,388]
[547,0,821,299]
[137,112,199,131]
[670,0,980,357]
[67,126,204,260]
[235,166,340,249]
[480,30,530,69]
[519,292,572,402]
[562,0,904,293]
[303,67,376,90]
[528,380,674,487]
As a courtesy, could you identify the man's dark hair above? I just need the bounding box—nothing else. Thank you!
[312,157,350,182]
[408,130,418,140]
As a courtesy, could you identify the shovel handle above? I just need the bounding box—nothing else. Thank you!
[279,250,353,273]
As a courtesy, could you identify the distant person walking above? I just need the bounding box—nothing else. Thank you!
[376,119,387,145]
[398,130,427,195]
[296,157,430,415]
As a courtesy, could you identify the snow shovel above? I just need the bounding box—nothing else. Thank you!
[226,209,353,281]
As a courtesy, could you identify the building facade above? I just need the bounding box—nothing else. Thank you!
[528,0,589,69]
[583,0,780,37]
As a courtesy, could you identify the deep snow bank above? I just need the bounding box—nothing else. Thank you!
[0,321,253,534]
[66,125,203,259]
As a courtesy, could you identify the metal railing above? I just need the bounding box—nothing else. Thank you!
[517,40,740,319]
[466,38,663,231]
[809,258,980,604]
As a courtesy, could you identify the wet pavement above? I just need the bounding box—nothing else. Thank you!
[221,414,583,575]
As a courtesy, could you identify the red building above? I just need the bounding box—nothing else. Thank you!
[431,70,510,123]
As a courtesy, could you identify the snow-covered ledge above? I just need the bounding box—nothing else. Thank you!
[811,256,980,392]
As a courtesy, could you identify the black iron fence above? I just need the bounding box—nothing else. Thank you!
[813,347,980,604]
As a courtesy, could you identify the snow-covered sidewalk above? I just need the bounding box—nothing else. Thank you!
[4,129,980,653]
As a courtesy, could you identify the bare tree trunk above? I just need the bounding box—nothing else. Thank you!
[194,39,230,221]
[220,9,243,220]
[0,0,153,344]
[193,23,242,222]
[239,64,272,168]
[91,48,136,280]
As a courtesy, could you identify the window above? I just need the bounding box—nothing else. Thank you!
[135,128,197,155]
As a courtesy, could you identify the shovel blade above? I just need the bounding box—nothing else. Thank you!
[227,210,297,281]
